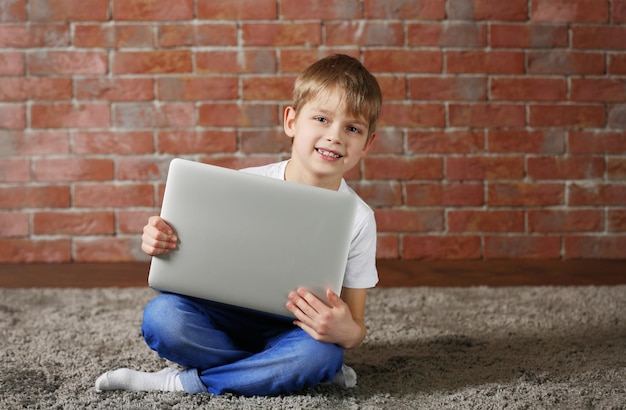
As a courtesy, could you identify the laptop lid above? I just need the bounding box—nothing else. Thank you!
[148,158,357,318]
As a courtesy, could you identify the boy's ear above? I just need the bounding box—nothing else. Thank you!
[283,106,296,138]
[361,132,377,158]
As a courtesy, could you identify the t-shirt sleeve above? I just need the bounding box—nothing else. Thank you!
[342,210,379,289]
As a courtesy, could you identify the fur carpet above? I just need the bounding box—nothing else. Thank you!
[1,286,625,409]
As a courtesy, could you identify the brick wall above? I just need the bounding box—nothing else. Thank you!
[1,0,625,263]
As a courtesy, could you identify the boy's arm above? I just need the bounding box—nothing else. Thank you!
[286,286,368,349]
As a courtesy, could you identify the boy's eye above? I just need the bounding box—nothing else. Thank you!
[314,116,328,123]
[347,126,361,134]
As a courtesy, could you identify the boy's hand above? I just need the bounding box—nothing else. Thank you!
[286,288,364,348]
[141,216,178,256]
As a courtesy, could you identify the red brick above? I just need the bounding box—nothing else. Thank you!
[408,130,484,154]
[0,52,24,75]
[376,234,399,259]
[608,210,626,232]
[402,235,482,259]
[30,0,108,21]
[1,131,69,156]
[573,26,626,50]
[446,51,524,74]
[242,76,295,101]
[608,105,626,128]
[569,131,626,154]
[198,0,277,19]
[447,156,524,180]
[0,104,26,129]
[449,104,525,127]
[158,77,237,101]
[485,236,561,259]
[608,158,626,180]
[0,159,29,182]
[571,78,626,102]
[74,24,154,48]
[0,212,29,237]
[196,50,277,74]
[488,183,564,206]
[116,157,170,181]
[409,77,487,101]
[0,239,71,263]
[33,158,113,182]
[379,103,445,127]
[448,0,527,20]
[531,0,608,22]
[34,211,115,235]
[112,0,193,21]
[488,130,565,154]
[28,51,107,74]
[406,182,484,206]
[365,0,445,19]
[569,183,626,206]
[158,23,237,47]
[242,23,321,47]
[448,210,524,232]
[0,0,26,21]
[0,24,69,48]
[528,51,605,75]
[240,130,292,154]
[280,49,360,73]
[528,157,604,180]
[74,184,154,207]
[491,78,567,101]
[117,210,158,234]
[407,22,486,47]
[31,103,110,128]
[0,186,70,209]
[113,103,194,128]
[367,128,404,154]
[76,78,154,101]
[364,50,443,73]
[198,103,278,127]
[613,0,626,23]
[565,235,626,259]
[281,0,360,19]
[327,21,403,46]
[349,181,403,207]
[377,75,407,101]
[75,237,146,262]
[113,50,192,74]
[609,54,626,74]
[375,209,444,232]
[529,210,603,233]
[490,24,568,48]
[73,131,154,155]
[364,157,442,180]
[158,131,237,154]
[530,104,605,127]
[0,78,72,101]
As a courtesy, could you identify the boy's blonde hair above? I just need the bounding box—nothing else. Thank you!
[292,54,382,140]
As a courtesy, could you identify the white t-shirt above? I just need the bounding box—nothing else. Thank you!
[241,160,379,289]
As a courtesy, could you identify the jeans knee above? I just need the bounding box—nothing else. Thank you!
[142,294,187,350]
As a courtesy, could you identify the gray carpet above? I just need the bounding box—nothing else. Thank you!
[1,286,625,409]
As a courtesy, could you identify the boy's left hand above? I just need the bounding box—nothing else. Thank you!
[286,288,361,347]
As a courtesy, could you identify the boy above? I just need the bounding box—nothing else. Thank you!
[95,54,382,396]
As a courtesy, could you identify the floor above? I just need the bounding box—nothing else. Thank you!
[1,259,625,288]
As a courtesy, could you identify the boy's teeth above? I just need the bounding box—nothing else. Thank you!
[318,149,340,158]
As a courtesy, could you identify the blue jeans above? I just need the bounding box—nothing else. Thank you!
[141,293,344,396]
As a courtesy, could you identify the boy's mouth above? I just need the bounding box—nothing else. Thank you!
[316,148,343,159]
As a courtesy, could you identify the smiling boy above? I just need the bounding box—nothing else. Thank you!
[95,54,382,396]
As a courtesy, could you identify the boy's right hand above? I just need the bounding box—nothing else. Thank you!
[141,216,178,256]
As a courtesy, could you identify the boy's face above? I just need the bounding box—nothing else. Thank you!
[283,91,376,190]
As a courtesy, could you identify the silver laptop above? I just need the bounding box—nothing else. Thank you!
[148,158,357,318]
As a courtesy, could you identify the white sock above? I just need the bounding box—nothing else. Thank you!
[332,364,357,388]
[95,368,184,392]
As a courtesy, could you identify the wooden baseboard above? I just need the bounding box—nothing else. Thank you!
[1,260,625,288]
